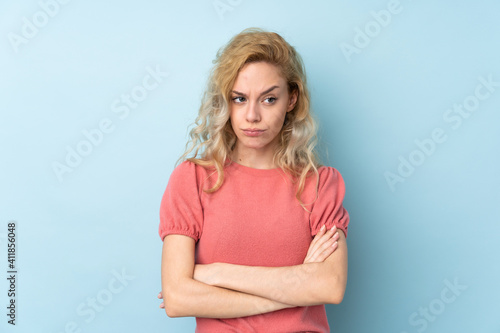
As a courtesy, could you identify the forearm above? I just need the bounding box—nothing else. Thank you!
[163,276,293,318]
[201,230,349,306]
[161,235,294,318]
[206,262,338,306]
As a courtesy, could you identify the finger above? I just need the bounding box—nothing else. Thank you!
[313,243,335,262]
[310,225,337,255]
[309,232,339,262]
[317,232,339,254]
[314,240,338,262]
[304,226,326,262]
[304,225,340,263]
[318,225,337,244]
[309,225,326,251]
[313,224,326,242]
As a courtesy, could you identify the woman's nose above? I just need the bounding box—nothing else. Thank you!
[245,102,261,123]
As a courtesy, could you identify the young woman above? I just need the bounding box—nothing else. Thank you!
[157,28,349,332]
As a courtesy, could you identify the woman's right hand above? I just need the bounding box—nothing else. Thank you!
[303,225,340,264]
[157,292,165,309]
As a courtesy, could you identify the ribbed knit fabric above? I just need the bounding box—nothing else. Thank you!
[159,161,349,333]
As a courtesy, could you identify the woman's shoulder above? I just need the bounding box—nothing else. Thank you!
[312,165,346,191]
[168,160,219,191]
[309,165,344,189]
[317,165,343,178]
[171,160,213,178]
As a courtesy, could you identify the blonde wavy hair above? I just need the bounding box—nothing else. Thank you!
[179,27,321,204]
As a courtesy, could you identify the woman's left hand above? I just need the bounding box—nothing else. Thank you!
[303,224,340,264]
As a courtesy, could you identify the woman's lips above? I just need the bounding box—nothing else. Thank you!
[242,129,265,137]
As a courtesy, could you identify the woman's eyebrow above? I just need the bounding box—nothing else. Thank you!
[232,85,280,97]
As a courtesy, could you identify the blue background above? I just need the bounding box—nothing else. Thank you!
[1,0,499,332]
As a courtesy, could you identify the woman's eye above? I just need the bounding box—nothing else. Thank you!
[232,96,246,103]
[264,97,277,104]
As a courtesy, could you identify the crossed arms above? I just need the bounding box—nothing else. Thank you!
[159,225,347,318]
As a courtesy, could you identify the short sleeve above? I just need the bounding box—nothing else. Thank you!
[310,167,350,238]
[158,161,204,242]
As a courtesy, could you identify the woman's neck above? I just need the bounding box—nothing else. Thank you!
[231,144,277,169]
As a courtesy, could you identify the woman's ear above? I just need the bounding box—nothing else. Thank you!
[287,90,298,112]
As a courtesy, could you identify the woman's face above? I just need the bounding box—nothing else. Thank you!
[229,61,297,158]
